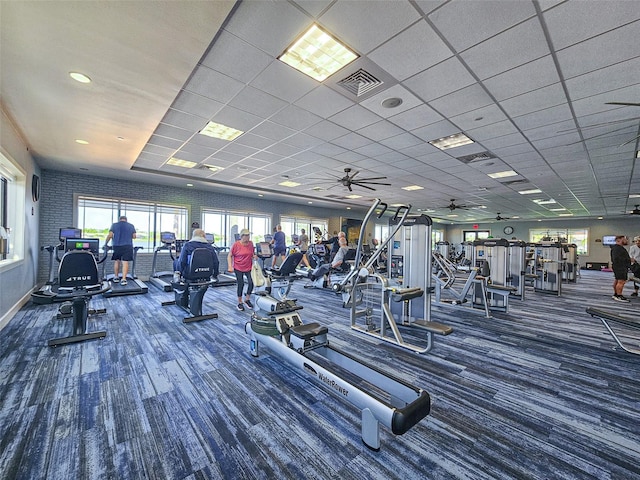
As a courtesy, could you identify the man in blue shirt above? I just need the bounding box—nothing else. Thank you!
[106,215,136,285]
[271,224,286,268]
[173,229,219,280]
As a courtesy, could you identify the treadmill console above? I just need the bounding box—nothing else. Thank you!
[59,227,82,242]
[160,231,176,245]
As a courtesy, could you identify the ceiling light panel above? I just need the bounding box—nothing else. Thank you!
[278,24,358,82]
[200,121,244,141]
[166,157,198,168]
[278,180,301,187]
[518,189,542,194]
[402,185,424,191]
[428,132,474,150]
[487,170,518,179]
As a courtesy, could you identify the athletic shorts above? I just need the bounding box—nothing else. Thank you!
[112,245,134,261]
[273,247,287,256]
[613,268,628,281]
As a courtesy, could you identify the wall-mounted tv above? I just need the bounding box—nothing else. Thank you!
[602,235,617,246]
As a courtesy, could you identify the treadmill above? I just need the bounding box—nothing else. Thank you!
[102,244,148,297]
[149,231,178,292]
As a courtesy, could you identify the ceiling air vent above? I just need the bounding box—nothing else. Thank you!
[337,69,383,97]
[502,179,528,186]
[457,151,496,164]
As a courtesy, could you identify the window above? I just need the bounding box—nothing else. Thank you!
[529,228,589,255]
[281,216,329,243]
[0,153,26,263]
[374,223,389,245]
[76,196,189,251]
[463,230,491,242]
[202,208,272,247]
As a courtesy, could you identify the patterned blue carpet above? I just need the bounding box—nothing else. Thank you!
[1,269,639,479]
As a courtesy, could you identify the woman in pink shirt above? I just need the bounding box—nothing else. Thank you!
[228,228,256,311]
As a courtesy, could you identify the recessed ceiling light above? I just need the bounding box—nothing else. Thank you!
[167,157,197,168]
[346,207,351,210]
[533,199,556,205]
[537,219,542,222]
[308,201,313,204]
[597,216,603,220]
[447,214,458,217]
[381,97,403,109]
[549,208,566,211]
[258,194,264,197]
[200,121,243,141]
[186,183,194,187]
[629,194,640,198]
[75,139,89,145]
[519,189,542,195]
[636,150,640,158]
[279,180,300,188]
[278,24,358,82]
[345,194,362,199]
[428,132,474,150]
[402,185,424,191]
[512,216,520,219]
[487,170,518,179]
[558,213,573,216]
[69,72,91,83]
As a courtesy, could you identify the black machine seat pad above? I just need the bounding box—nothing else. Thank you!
[183,248,214,282]
[290,322,329,340]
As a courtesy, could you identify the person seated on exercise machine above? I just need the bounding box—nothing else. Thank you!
[309,236,348,282]
[173,229,219,281]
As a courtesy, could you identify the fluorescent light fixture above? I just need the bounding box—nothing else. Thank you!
[487,170,518,179]
[549,208,566,211]
[345,194,362,199]
[447,214,458,218]
[402,185,424,191]
[597,216,603,220]
[428,133,474,150]
[537,219,542,222]
[629,194,640,198]
[278,24,358,82]
[346,207,351,210]
[279,180,300,187]
[533,199,556,205]
[636,150,640,158]
[69,72,91,83]
[186,183,194,187]
[200,121,243,141]
[518,189,542,195]
[203,164,224,173]
[258,194,264,197]
[512,216,520,219]
[75,139,89,145]
[167,157,197,168]
[558,213,573,216]
[308,201,313,204]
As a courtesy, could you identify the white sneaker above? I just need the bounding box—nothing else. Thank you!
[120,278,128,286]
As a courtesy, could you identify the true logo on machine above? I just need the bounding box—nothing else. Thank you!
[318,372,349,397]
[66,275,91,282]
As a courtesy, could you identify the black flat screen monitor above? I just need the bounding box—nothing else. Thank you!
[602,235,616,246]
[205,233,214,243]
[264,234,273,243]
[59,227,82,242]
[161,231,176,244]
[65,238,100,255]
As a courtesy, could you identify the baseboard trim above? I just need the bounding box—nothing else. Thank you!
[0,288,35,332]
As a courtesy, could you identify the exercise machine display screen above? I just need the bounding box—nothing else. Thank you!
[65,238,100,255]
[161,232,176,244]
[314,244,326,255]
[205,233,214,243]
[59,227,82,242]
[258,242,272,256]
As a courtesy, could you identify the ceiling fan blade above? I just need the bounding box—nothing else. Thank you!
[619,132,640,148]
[349,170,360,180]
[606,102,640,107]
[556,117,640,133]
[354,176,388,181]
[347,184,353,192]
[354,181,391,186]
[354,183,376,191]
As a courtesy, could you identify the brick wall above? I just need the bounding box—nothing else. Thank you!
[38,169,360,282]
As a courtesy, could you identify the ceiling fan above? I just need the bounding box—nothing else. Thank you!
[562,102,640,147]
[495,213,510,221]
[321,167,391,192]
[443,199,469,211]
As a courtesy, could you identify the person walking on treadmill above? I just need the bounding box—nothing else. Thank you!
[105,215,136,285]
[271,224,286,268]
[610,235,631,302]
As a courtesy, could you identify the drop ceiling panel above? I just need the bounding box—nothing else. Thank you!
[270,105,322,131]
[482,56,561,102]
[153,124,195,142]
[357,120,405,142]
[388,104,443,131]
[250,61,318,103]
[295,85,355,119]
[403,57,476,103]
[565,58,640,101]
[228,86,288,119]
[368,20,452,81]
[359,84,424,118]
[184,65,245,103]
[428,0,536,52]
[428,83,494,118]
[305,120,350,142]
[319,0,420,54]
[328,104,381,131]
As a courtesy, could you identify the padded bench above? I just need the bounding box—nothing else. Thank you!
[586,307,640,355]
